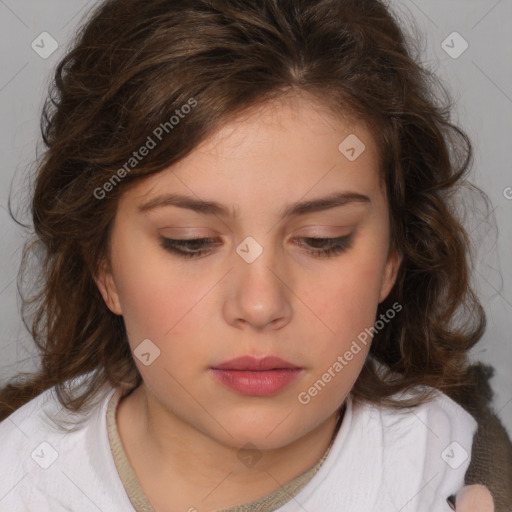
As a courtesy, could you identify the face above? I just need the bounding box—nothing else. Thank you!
[96,94,401,451]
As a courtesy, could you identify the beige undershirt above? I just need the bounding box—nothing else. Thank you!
[106,388,344,512]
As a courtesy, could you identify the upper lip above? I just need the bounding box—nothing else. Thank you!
[212,356,301,371]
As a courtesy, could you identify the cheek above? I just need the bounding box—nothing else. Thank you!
[112,239,209,351]
[296,268,379,405]
[301,251,387,343]
[115,260,215,394]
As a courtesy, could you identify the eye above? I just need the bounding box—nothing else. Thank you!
[160,237,219,259]
[293,236,353,258]
[160,235,353,259]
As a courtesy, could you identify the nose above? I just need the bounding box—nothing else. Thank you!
[222,240,292,331]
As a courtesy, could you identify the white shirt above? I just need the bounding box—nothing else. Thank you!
[0,377,477,511]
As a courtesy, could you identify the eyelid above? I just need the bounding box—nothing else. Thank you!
[159,233,354,260]
[292,225,355,238]
[159,227,217,238]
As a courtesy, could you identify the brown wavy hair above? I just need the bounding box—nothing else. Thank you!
[1,0,490,419]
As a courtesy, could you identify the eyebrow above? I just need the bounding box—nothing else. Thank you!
[138,191,371,219]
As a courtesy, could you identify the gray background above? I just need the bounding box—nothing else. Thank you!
[1,1,511,435]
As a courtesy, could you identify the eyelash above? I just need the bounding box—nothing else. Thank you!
[159,235,353,259]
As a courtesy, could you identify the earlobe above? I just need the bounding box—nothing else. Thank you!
[378,250,403,304]
[94,262,123,315]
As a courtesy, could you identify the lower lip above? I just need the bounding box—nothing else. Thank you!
[210,368,302,396]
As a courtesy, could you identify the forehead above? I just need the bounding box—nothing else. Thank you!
[191,94,377,161]
[122,95,383,212]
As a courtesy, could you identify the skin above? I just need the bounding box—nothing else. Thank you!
[95,94,489,511]
[456,485,494,512]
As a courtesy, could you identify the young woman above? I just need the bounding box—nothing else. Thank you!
[1,0,510,510]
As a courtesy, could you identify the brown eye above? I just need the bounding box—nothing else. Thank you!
[160,237,220,258]
[294,236,353,258]
[160,235,353,260]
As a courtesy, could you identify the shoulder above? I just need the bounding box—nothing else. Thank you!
[367,360,478,443]
[0,373,114,471]
[361,385,479,467]
[359,387,477,504]
[288,388,478,510]
[0,373,111,443]
[377,386,478,438]
[0,375,132,511]
[352,387,476,502]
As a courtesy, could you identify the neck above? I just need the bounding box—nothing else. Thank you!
[116,384,344,511]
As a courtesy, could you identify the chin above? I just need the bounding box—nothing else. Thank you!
[209,414,306,451]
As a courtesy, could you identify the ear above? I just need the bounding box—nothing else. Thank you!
[378,249,403,304]
[94,260,123,315]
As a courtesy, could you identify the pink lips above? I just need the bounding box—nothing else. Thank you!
[210,356,303,396]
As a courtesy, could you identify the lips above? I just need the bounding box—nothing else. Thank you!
[210,356,303,395]
[211,355,300,371]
